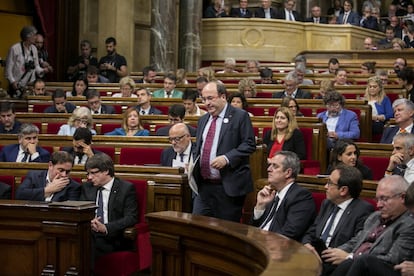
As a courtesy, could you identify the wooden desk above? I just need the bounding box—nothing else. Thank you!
[0,200,95,276]
[147,211,321,276]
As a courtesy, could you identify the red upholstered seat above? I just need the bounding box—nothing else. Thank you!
[94,147,115,160]
[119,147,163,165]
[359,156,389,181]
[247,107,265,116]
[32,104,49,113]
[312,192,326,213]
[101,123,121,134]
[256,91,272,98]
[0,176,15,199]
[300,108,313,116]
[152,105,169,114]
[93,179,151,275]
[46,122,64,134]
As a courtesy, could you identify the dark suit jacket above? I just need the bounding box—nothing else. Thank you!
[263,128,306,160]
[193,105,256,197]
[230,8,253,18]
[339,211,414,265]
[44,102,76,113]
[80,178,137,255]
[276,9,302,21]
[361,16,379,31]
[160,142,195,167]
[251,183,316,241]
[100,105,116,114]
[0,182,11,199]
[305,17,327,24]
[15,170,80,201]
[136,105,163,115]
[0,120,21,134]
[380,126,414,144]
[337,11,361,26]
[254,7,278,18]
[61,147,102,164]
[155,124,197,137]
[0,144,50,163]
[302,198,374,248]
[272,88,312,99]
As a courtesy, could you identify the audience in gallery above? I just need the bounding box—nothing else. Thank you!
[305,5,327,24]
[155,104,197,137]
[216,58,238,74]
[98,36,128,83]
[227,92,253,117]
[204,0,229,18]
[66,39,98,82]
[57,106,97,136]
[135,87,163,115]
[280,96,303,117]
[403,23,414,48]
[327,0,343,17]
[326,139,373,180]
[263,107,306,160]
[276,0,302,22]
[230,0,252,18]
[254,0,277,19]
[238,78,257,98]
[182,88,206,117]
[377,26,396,49]
[104,107,149,137]
[0,102,21,134]
[336,0,360,26]
[380,99,414,144]
[360,5,379,31]
[44,89,76,113]
[69,76,88,97]
[384,133,414,184]
[112,76,137,98]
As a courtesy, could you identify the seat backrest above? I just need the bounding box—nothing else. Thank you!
[300,127,314,161]
[0,175,15,199]
[119,147,164,165]
[247,107,265,116]
[126,179,148,224]
[94,146,116,160]
[33,104,49,113]
[47,122,64,134]
[359,156,389,180]
[101,123,122,134]
[312,192,326,213]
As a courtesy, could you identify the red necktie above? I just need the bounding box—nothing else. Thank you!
[201,117,217,179]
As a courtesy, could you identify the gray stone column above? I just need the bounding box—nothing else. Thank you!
[178,0,203,72]
[151,0,178,72]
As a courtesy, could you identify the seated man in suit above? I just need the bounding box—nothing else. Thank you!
[381,98,414,143]
[44,89,76,113]
[62,128,99,165]
[384,133,414,184]
[321,175,414,275]
[80,153,137,261]
[317,91,360,150]
[0,102,21,134]
[86,89,115,114]
[251,151,316,241]
[273,71,312,99]
[135,87,163,115]
[305,5,327,23]
[302,166,374,268]
[152,73,183,98]
[254,0,277,18]
[0,123,50,163]
[0,182,11,199]
[15,151,80,202]
[230,0,252,18]
[160,123,194,170]
[155,104,197,136]
[276,0,302,21]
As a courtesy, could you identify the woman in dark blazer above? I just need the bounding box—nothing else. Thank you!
[263,107,306,160]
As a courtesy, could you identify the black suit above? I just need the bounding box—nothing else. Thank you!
[61,147,102,165]
[302,198,374,248]
[276,9,302,21]
[160,143,195,167]
[0,182,11,199]
[135,105,163,115]
[98,105,116,114]
[263,128,306,160]
[254,7,278,18]
[80,178,137,259]
[230,8,253,18]
[155,124,197,137]
[272,88,312,99]
[380,126,414,144]
[251,183,316,241]
[15,170,80,201]
[305,17,327,24]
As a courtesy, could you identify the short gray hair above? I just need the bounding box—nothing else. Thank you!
[392,98,414,112]
[379,175,409,194]
[285,71,298,83]
[274,151,301,178]
[18,123,39,138]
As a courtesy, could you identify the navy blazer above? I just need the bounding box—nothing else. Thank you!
[80,178,137,254]
[0,120,21,134]
[160,142,195,167]
[15,170,80,201]
[276,9,302,21]
[380,126,414,144]
[254,7,278,18]
[100,105,116,114]
[155,124,197,137]
[302,198,374,247]
[135,105,163,115]
[193,105,256,197]
[251,183,316,241]
[230,8,253,18]
[263,128,307,160]
[272,88,312,99]
[0,182,11,199]
[337,11,361,26]
[0,144,50,163]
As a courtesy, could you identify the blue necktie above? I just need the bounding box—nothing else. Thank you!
[179,153,185,162]
[320,206,340,242]
[21,151,29,162]
[96,188,104,222]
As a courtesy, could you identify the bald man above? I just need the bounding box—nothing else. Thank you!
[160,123,194,168]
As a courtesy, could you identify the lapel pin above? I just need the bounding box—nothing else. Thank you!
[223,118,229,123]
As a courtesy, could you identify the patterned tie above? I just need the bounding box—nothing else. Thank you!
[343,13,349,24]
[141,110,146,115]
[201,116,218,179]
[21,151,29,162]
[400,128,407,134]
[289,11,294,21]
[320,205,340,242]
[260,196,280,229]
[96,187,104,222]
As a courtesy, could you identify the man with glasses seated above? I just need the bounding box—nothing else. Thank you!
[155,104,196,136]
[384,133,414,184]
[272,71,312,99]
[160,123,194,171]
[0,123,50,162]
[15,151,80,202]
[86,89,115,115]
[317,90,360,150]
[321,175,414,276]
[80,153,137,262]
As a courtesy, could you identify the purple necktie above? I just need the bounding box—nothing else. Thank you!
[200,117,217,179]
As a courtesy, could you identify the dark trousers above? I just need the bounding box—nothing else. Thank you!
[331,255,400,276]
[192,181,245,222]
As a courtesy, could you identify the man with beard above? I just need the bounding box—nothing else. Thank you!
[98,37,128,83]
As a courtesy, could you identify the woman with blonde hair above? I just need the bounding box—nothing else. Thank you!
[112,76,137,97]
[392,38,406,50]
[316,79,334,99]
[198,66,216,81]
[238,78,257,98]
[105,107,149,136]
[363,76,393,135]
[57,106,96,135]
[263,107,306,159]
[176,68,189,85]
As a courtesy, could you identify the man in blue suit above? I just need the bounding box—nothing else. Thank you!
[317,91,360,150]
[251,151,316,241]
[337,0,360,26]
[135,87,163,115]
[0,123,50,163]
[192,81,256,222]
[15,151,80,202]
[160,123,194,169]
[381,99,414,144]
[230,0,253,18]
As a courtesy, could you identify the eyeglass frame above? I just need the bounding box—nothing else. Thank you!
[375,193,403,203]
[168,134,187,143]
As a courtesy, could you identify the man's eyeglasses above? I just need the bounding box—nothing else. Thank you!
[168,134,186,143]
[86,169,101,176]
[326,179,339,187]
[201,96,219,103]
[375,193,403,203]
